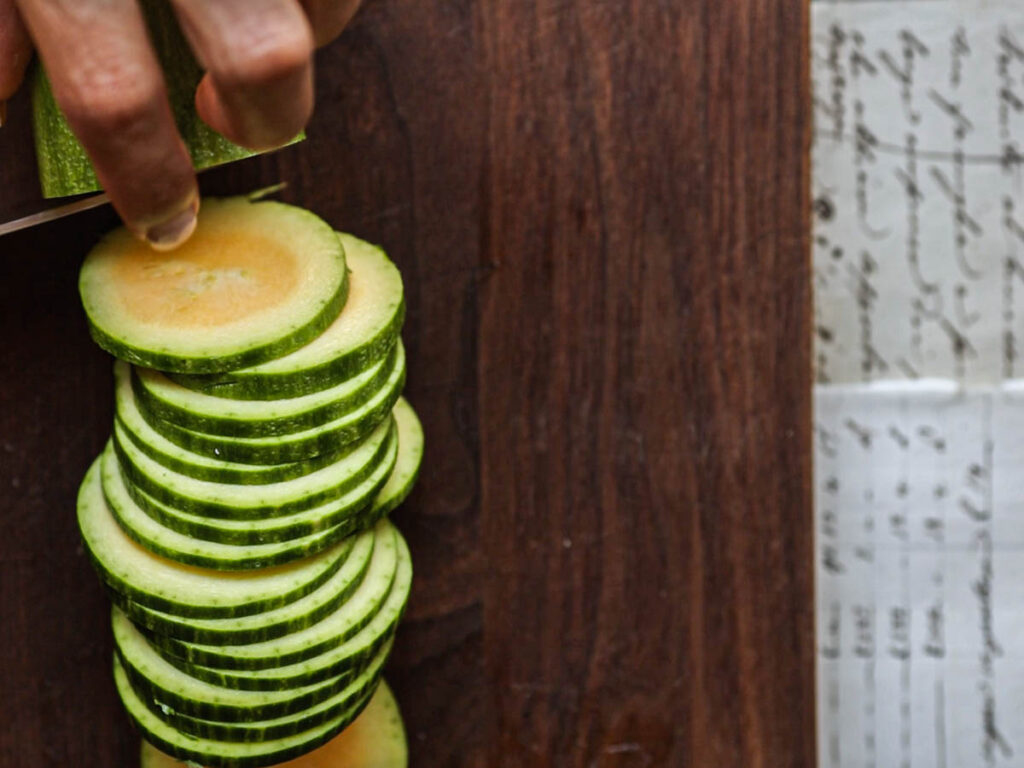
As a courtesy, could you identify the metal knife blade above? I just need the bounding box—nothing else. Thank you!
[0,192,110,239]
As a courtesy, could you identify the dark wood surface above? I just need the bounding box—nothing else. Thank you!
[0,1,812,765]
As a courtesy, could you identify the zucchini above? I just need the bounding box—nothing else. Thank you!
[142,341,406,465]
[170,236,405,399]
[77,459,352,619]
[133,343,401,438]
[79,198,348,373]
[159,528,409,690]
[116,395,340,487]
[372,397,424,517]
[149,524,399,672]
[118,658,385,768]
[33,0,299,199]
[113,405,395,519]
[139,680,407,768]
[138,644,388,743]
[113,428,397,546]
[118,524,379,646]
[101,444,376,569]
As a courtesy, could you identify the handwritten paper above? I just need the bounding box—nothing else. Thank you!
[813,1,1024,766]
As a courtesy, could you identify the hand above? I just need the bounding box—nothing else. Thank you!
[0,0,362,249]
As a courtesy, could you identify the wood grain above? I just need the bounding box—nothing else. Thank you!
[0,0,812,765]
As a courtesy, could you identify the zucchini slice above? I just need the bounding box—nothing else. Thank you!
[143,342,406,465]
[77,460,352,619]
[133,343,400,438]
[170,235,405,399]
[101,444,381,569]
[114,535,372,646]
[372,397,424,517]
[160,529,410,690]
[150,525,400,672]
[139,681,407,768]
[120,657,382,768]
[138,642,389,743]
[79,198,348,373]
[113,409,395,519]
[118,523,380,646]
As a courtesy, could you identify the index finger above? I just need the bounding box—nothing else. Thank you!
[16,0,198,249]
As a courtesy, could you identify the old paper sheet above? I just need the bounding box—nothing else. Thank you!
[814,1,1024,766]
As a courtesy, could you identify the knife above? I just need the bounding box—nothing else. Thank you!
[0,192,110,238]
[0,182,289,240]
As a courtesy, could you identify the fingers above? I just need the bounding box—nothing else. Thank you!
[170,0,314,151]
[300,0,363,47]
[0,0,32,114]
[15,0,197,248]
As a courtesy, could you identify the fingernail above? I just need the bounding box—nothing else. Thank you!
[144,198,199,251]
[0,101,7,128]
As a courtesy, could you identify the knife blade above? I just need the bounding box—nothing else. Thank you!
[0,192,110,239]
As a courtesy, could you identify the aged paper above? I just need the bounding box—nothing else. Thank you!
[814,1,1024,766]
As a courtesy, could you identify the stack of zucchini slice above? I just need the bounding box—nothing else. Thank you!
[74,198,418,767]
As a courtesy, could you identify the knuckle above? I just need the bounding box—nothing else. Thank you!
[215,24,313,90]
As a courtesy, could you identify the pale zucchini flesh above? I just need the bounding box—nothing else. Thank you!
[79,198,348,373]
[77,459,352,618]
[170,236,405,399]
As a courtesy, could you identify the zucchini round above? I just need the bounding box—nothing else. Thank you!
[170,235,405,399]
[77,459,353,619]
[79,198,348,373]
[150,525,400,672]
[139,681,407,768]
[143,342,406,465]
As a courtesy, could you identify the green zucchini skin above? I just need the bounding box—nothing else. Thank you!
[155,530,409,690]
[116,412,342,486]
[117,657,381,768]
[138,659,384,743]
[140,344,406,465]
[115,530,376,646]
[33,0,301,198]
[112,415,396,520]
[78,460,353,618]
[133,343,401,439]
[117,429,398,545]
[146,526,400,672]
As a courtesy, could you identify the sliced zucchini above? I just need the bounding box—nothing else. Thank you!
[144,343,406,465]
[101,445,375,569]
[139,643,388,743]
[113,406,394,519]
[372,397,424,517]
[170,236,405,399]
[116,395,340,487]
[110,432,396,546]
[139,680,407,768]
[149,525,399,672]
[119,658,384,768]
[133,343,400,438]
[118,523,380,645]
[164,530,410,691]
[79,198,348,373]
[77,459,352,619]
